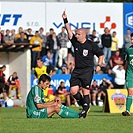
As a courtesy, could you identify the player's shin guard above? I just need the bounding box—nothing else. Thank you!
[73,92,83,106]
[58,105,79,118]
[82,95,90,113]
[126,96,132,112]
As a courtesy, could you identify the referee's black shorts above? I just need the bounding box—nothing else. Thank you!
[70,68,94,89]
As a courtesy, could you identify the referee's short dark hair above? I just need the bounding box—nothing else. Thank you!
[131,33,133,37]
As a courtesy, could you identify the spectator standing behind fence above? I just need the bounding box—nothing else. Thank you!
[89,30,100,45]
[0,31,4,44]
[49,28,54,35]
[30,31,42,69]
[112,65,125,89]
[86,27,91,40]
[42,51,54,73]
[101,27,112,65]
[10,29,16,42]
[39,27,47,57]
[111,31,119,56]
[124,28,132,49]
[64,52,75,73]
[7,72,21,100]
[15,32,29,43]
[46,32,61,67]
[25,28,34,42]
[1,30,4,36]
[45,28,54,52]
[110,50,124,69]
[15,27,27,41]
[3,29,14,45]
[57,26,69,68]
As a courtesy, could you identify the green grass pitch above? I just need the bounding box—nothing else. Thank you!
[0,106,133,133]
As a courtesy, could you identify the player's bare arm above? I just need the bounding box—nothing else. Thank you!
[36,101,58,109]
[62,11,73,40]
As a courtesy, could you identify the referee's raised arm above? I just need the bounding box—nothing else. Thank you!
[62,11,73,40]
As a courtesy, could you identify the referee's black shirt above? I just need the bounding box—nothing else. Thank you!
[70,35,103,69]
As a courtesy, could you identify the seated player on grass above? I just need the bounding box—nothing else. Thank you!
[26,74,79,118]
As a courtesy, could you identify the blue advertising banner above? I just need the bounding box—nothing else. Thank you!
[51,74,114,92]
[51,74,71,92]
[123,3,133,40]
[31,74,114,93]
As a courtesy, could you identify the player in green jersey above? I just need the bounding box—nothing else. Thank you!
[122,33,133,116]
[26,74,79,118]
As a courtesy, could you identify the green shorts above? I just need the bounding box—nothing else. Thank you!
[28,108,48,118]
[126,79,133,88]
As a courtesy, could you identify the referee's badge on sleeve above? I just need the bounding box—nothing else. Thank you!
[83,49,88,56]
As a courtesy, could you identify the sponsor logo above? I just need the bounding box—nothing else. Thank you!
[34,95,41,102]
[33,111,40,116]
[53,22,95,29]
[50,79,70,92]
[0,14,22,26]
[53,16,117,33]
[83,49,88,56]
[125,12,133,28]
[100,16,116,32]
[111,90,126,110]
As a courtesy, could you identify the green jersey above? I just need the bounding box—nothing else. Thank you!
[126,45,133,80]
[26,85,47,118]
[26,85,79,118]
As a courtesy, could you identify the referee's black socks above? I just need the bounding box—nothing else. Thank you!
[73,92,83,106]
[82,95,90,113]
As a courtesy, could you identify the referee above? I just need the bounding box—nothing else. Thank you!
[62,11,104,118]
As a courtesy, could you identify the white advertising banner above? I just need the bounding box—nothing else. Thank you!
[0,2,123,47]
[1,2,45,32]
[46,2,123,48]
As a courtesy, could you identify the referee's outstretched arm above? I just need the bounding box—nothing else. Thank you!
[62,11,73,40]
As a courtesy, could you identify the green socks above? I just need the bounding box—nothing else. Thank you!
[58,105,79,118]
[126,96,132,112]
